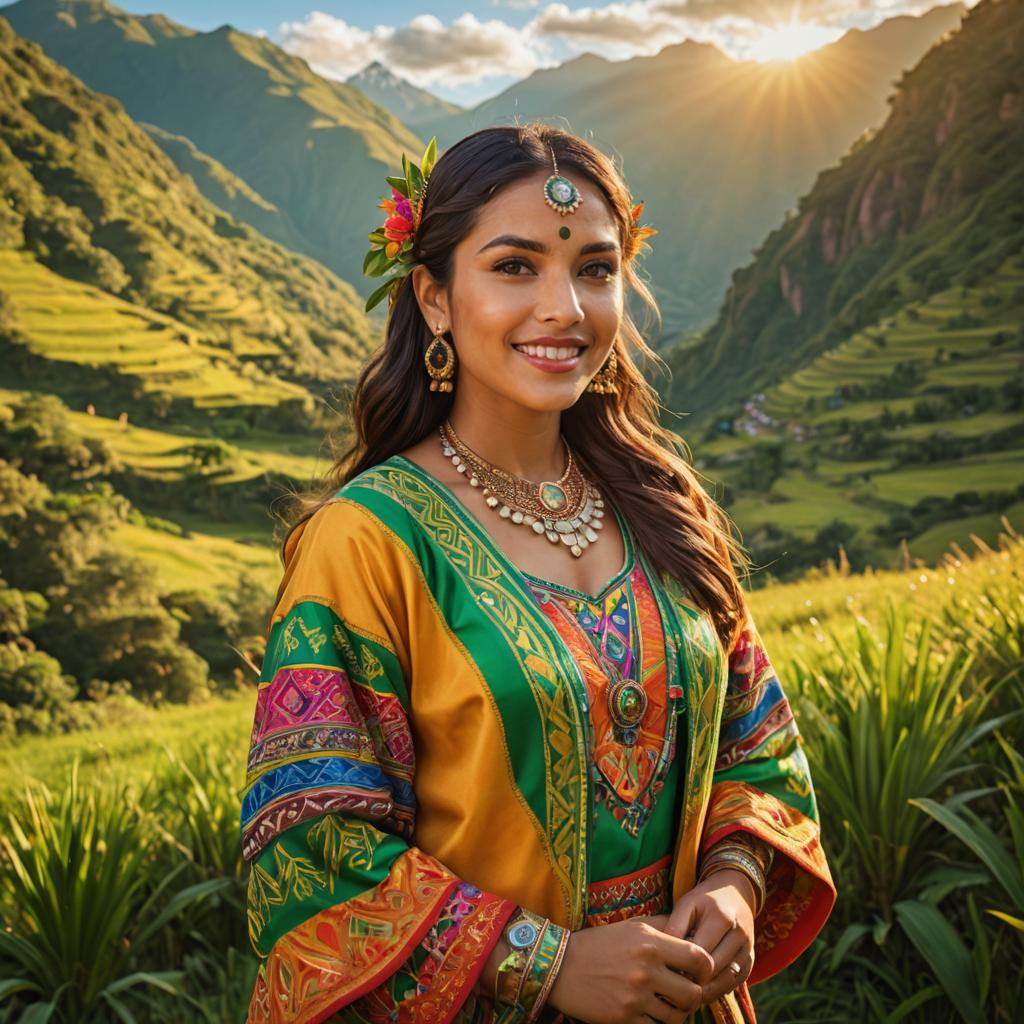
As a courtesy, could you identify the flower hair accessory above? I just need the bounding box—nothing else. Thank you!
[629,200,657,255]
[363,136,438,313]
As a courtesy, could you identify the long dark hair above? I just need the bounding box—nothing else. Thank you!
[278,122,752,653]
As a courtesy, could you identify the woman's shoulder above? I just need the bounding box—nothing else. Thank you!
[282,456,428,570]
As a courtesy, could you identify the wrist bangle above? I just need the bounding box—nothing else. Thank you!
[493,911,570,1023]
[699,849,766,916]
[719,831,775,878]
[523,921,570,1023]
[494,909,541,1010]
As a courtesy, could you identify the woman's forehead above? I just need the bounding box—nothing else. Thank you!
[469,175,619,245]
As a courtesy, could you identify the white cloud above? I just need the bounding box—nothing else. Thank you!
[278,1,959,90]
[526,0,954,59]
[278,10,546,87]
[529,2,684,50]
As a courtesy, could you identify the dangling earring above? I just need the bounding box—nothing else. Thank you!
[424,323,456,393]
[586,348,618,394]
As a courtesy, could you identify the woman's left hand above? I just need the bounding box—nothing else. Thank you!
[660,868,756,1007]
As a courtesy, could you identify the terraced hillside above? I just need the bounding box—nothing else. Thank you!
[690,258,1023,577]
[0,15,376,402]
[666,0,1023,421]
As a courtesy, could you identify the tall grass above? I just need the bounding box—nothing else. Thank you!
[0,766,228,1022]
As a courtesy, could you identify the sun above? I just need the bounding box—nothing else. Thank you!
[750,22,841,62]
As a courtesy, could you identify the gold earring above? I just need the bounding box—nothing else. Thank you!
[424,323,456,393]
[586,348,618,394]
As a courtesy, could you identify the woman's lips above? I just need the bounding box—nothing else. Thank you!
[511,343,584,373]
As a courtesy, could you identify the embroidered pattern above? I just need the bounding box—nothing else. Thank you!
[248,847,457,1022]
[585,854,672,926]
[528,561,679,836]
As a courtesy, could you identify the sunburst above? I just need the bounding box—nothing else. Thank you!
[750,22,841,62]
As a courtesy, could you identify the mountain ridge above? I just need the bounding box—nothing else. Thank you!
[2,0,427,305]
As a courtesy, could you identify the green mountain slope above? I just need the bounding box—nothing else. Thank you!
[346,61,463,127]
[686,258,1023,578]
[416,5,967,338]
[666,0,1024,424]
[1,0,426,304]
[140,122,310,259]
[0,16,376,400]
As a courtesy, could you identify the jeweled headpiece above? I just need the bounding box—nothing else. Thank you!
[362,135,656,314]
[543,145,583,216]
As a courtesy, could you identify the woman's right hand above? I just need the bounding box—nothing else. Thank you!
[545,913,715,1023]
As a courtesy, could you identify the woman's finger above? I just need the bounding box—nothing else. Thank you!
[644,966,704,1020]
[704,924,748,980]
[662,897,697,941]
[652,928,716,987]
[686,899,734,955]
[700,943,754,1005]
[638,983,696,1024]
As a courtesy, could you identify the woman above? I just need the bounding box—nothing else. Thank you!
[242,124,836,1024]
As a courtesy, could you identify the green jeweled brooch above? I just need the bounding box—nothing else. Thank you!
[544,174,582,216]
[607,668,648,747]
[543,143,583,216]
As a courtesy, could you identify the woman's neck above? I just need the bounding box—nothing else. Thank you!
[448,389,565,482]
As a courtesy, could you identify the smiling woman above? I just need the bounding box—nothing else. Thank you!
[241,124,836,1024]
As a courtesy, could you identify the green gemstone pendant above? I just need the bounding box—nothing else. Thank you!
[543,174,582,216]
[607,674,648,747]
[538,481,568,512]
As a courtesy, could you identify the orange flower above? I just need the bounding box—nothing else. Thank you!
[630,200,658,242]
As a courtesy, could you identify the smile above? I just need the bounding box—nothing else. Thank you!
[511,343,585,372]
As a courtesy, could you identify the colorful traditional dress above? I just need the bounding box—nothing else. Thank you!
[242,455,836,1024]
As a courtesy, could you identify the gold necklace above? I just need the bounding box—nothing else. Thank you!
[439,420,605,558]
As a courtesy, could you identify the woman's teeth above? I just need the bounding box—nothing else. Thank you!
[514,344,583,360]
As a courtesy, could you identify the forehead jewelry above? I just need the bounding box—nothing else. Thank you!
[543,144,583,216]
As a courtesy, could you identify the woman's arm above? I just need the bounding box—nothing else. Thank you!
[244,503,521,1023]
[695,610,837,984]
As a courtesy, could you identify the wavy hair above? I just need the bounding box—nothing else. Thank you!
[277,122,752,652]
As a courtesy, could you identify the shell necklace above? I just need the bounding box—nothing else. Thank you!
[438,419,605,558]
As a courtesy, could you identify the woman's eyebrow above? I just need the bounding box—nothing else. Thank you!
[477,234,621,256]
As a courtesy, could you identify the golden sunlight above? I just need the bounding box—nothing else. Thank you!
[750,22,842,62]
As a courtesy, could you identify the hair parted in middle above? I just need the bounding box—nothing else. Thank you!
[281,121,753,654]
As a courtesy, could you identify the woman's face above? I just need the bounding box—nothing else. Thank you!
[415,170,624,414]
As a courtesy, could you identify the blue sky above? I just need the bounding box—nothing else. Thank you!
[114,1,971,106]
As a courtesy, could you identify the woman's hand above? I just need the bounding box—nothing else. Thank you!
[662,869,757,1007]
[546,913,715,1023]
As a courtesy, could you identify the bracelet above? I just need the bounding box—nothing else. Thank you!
[493,909,570,1023]
[699,848,767,916]
[523,920,570,1023]
[722,831,775,878]
[494,909,543,1010]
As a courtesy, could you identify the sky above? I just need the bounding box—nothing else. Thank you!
[114,0,973,106]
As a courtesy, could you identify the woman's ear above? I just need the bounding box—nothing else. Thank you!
[411,264,450,332]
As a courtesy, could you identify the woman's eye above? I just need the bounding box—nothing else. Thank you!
[494,258,531,276]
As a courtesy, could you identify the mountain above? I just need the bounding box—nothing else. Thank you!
[659,0,1024,576]
[665,0,1023,424]
[0,15,376,412]
[140,122,310,258]
[1,0,426,310]
[416,5,968,338]
[346,61,463,127]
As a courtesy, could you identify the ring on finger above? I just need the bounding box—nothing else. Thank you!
[728,960,742,976]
